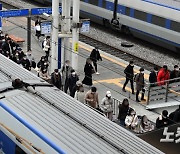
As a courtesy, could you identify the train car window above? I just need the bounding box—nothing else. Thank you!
[151,15,165,27]
[134,10,147,21]
[171,21,180,33]
[89,0,99,6]
[102,0,107,8]
[125,7,130,16]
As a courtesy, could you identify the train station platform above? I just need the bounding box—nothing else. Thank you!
[2,15,180,123]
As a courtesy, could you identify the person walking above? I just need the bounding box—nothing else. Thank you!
[118,98,131,126]
[51,69,62,89]
[157,65,170,86]
[82,58,95,87]
[85,87,99,109]
[122,61,134,94]
[100,91,113,120]
[90,47,102,75]
[135,67,146,102]
[170,65,179,83]
[61,60,73,93]
[149,66,158,87]
[35,23,41,40]
[42,36,51,59]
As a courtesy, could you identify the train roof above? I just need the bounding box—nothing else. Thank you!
[0,54,164,154]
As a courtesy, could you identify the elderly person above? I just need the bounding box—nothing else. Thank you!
[100,91,113,120]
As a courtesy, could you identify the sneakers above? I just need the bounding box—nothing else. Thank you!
[141,98,146,101]
[136,99,141,102]
[96,72,100,75]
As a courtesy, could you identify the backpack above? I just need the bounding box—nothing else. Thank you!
[134,73,140,82]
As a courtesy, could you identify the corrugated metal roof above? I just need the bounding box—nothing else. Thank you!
[0,54,164,154]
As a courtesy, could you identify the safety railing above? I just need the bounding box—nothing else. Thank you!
[146,77,180,105]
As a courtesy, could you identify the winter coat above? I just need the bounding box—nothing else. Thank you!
[51,72,62,89]
[157,68,170,86]
[68,74,79,93]
[118,105,131,120]
[156,115,170,128]
[170,70,180,83]
[135,73,144,91]
[125,115,138,128]
[2,41,15,55]
[85,90,99,108]
[149,71,158,86]
[124,64,134,80]
[100,97,113,113]
[19,58,31,70]
[74,91,86,104]
[82,63,94,86]
[61,65,73,86]
[90,49,102,62]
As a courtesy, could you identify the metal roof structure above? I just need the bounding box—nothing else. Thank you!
[0,54,164,154]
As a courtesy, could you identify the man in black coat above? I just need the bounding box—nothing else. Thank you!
[122,61,134,94]
[170,65,179,83]
[149,66,158,87]
[90,47,102,75]
[2,38,16,56]
[51,69,62,89]
[19,56,31,71]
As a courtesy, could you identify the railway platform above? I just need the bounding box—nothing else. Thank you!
[2,15,180,123]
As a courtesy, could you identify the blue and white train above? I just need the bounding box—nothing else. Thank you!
[34,0,180,52]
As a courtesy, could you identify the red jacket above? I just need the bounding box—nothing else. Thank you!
[157,68,170,86]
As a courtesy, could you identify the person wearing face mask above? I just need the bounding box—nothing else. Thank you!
[100,91,113,120]
[39,68,50,81]
[157,65,170,86]
[122,61,135,94]
[156,110,170,129]
[19,55,31,71]
[67,69,79,96]
[170,65,179,83]
[61,60,73,93]
[149,66,159,87]
[135,67,146,102]
[26,50,36,69]
[51,69,62,89]
[139,115,154,133]
[125,108,138,131]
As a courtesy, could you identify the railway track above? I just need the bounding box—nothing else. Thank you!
[79,34,160,71]
[1,0,161,72]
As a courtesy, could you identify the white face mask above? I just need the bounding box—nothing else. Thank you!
[175,68,179,71]
[72,72,76,75]
[141,71,144,74]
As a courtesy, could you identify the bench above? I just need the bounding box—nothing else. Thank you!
[9,34,25,45]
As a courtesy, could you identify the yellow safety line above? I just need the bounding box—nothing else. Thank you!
[169,89,180,96]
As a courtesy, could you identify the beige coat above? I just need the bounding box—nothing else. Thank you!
[85,90,99,108]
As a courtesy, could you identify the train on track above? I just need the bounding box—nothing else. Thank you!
[34,0,180,52]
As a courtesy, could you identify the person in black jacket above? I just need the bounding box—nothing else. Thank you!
[156,110,170,129]
[82,58,94,86]
[90,47,102,75]
[118,98,131,126]
[2,38,16,56]
[51,69,62,89]
[19,55,31,71]
[122,61,134,94]
[149,66,158,87]
[170,65,179,83]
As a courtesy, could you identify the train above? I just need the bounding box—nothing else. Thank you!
[34,0,180,52]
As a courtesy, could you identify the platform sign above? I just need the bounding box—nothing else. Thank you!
[41,21,51,34]
[31,7,62,15]
[80,21,90,33]
[0,9,29,18]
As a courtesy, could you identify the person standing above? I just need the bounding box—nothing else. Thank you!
[61,60,73,93]
[156,110,170,129]
[170,65,179,83]
[157,65,170,86]
[135,68,146,102]
[82,58,95,87]
[2,37,15,57]
[85,87,99,109]
[118,98,131,126]
[122,61,134,94]
[100,91,113,120]
[19,55,31,71]
[26,50,36,69]
[35,23,41,40]
[74,84,86,104]
[149,66,158,87]
[90,47,102,75]
[51,69,62,89]
[43,36,51,59]
[67,70,79,97]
